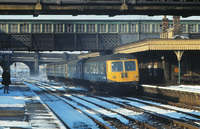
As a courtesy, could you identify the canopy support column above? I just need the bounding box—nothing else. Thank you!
[174,50,184,85]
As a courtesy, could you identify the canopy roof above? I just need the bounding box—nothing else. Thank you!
[113,39,200,54]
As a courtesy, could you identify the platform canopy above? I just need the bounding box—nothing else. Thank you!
[113,39,200,54]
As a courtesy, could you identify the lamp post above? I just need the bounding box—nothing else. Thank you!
[174,51,184,85]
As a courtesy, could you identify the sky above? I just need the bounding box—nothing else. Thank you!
[0,15,199,20]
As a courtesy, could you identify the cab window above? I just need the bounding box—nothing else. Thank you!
[112,62,123,72]
[125,61,136,71]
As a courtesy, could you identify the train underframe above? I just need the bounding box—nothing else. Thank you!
[47,75,139,96]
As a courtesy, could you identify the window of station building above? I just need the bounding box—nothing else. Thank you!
[0,24,7,33]
[20,24,29,33]
[32,24,41,33]
[181,24,187,33]
[87,24,96,33]
[76,24,85,33]
[189,24,197,33]
[54,24,64,33]
[129,24,137,33]
[9,24,18,33]
[98,24,107,33]
[65,24,74,33]
[43,24,52,33]
[153,24,162,33]
[140,24,151,33]
[108,24,117,33]
[119,24,128,33]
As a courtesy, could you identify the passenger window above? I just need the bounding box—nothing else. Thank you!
[125,61,136,71]
[112,62,123,72]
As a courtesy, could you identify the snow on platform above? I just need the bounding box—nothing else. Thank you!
[141,84,200,106]
[0,79,65,129]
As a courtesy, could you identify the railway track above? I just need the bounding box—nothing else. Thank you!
[23,79,200,129]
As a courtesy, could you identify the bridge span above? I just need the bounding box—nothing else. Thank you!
[0,19,200,51]
[0,0,200,16]
[0,52,78,76]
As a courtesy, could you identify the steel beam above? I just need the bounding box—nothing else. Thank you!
[0,4,200,16]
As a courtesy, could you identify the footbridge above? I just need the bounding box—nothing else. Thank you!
[0,19,200,51]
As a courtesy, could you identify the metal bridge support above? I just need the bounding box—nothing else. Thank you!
[174,50,184,85]
[30,52,40,77]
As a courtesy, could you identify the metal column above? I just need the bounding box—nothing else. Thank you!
[174,50,184,85]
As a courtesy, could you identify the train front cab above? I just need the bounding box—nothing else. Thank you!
[106,59,139,85]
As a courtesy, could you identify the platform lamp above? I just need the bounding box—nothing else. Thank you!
[161,55,166,83]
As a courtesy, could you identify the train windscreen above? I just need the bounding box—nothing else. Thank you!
[112,62,123,72]
[124,61,136,71]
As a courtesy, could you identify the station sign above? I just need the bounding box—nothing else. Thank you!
[0,50,14,55]
[175,68,179,73]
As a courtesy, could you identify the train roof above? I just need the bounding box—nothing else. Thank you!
[46,61,69,66]
[67,58,87,65]
[85,53,137,63]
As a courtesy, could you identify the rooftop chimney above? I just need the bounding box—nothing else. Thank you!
[173,16,182,36]
[162,15,169,32]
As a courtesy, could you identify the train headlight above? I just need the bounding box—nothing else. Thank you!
[134,75,138,78]
[113,76,116,79]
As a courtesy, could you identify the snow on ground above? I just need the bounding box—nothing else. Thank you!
[1,77,200,128]
[24,82,101,129]
[126,97,200,116]
[62,94,130,125]
[100,96,199,121]
[65,95,149,123]
[0,81,32,128]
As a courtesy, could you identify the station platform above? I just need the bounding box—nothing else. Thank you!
[0,79,65,129]
[140,84,200,106]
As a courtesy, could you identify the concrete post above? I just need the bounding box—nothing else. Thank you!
[30,51,39,77]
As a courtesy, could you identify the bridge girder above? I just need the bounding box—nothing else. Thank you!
[0,4,200,16]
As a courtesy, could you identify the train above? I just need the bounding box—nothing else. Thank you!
[46,53,139,94]
[0,0,199,5]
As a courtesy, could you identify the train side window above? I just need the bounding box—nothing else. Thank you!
[112,62,123,72]
[87,64,90,74]
[125,61,136,71]
[90,64,94,74]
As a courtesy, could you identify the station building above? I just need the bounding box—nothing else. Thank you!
[113,16,200,85]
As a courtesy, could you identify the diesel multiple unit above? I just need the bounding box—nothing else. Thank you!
[46,53,139,93]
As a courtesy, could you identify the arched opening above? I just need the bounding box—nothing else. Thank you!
[10,62,30,78]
